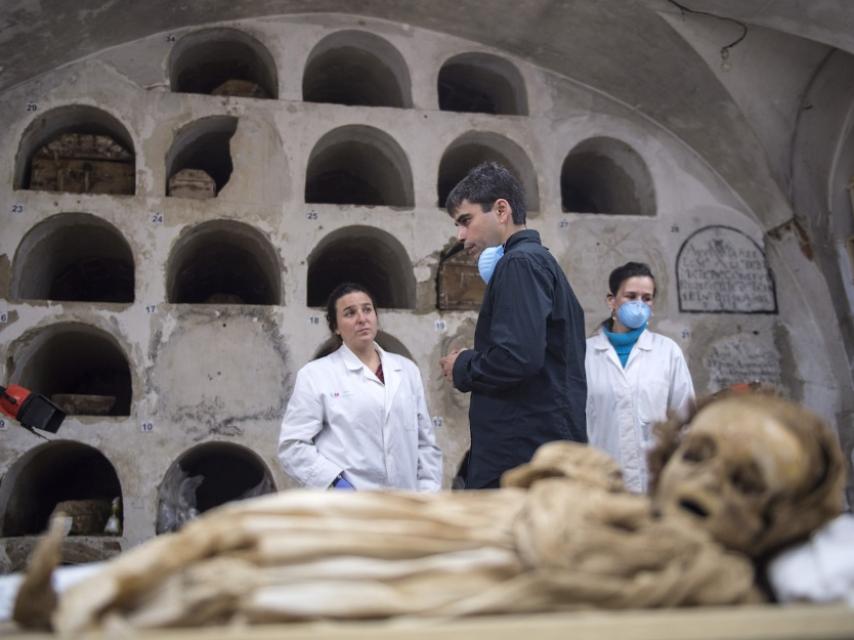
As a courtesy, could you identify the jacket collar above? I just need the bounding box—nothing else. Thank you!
[505,228,540,252]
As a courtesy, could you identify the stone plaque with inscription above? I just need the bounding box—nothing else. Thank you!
[703,334,782,393]
[677,225,777,313]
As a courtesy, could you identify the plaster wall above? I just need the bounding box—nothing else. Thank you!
[0,12,849,556]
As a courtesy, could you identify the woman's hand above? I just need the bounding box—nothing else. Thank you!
[331,474,355,490]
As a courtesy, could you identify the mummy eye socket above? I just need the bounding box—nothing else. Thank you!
[682,435,716,463]
[730,463,766,495]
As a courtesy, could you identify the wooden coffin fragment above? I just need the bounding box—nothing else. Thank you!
[438,248,485,310]
[168,168,216,199]
[211,78,269,98]
[29,133,134,195]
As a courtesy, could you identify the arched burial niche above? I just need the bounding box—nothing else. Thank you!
[169,28,277,98]
[165,116,237,198]
[14,105,135,195]
[314,330,414,361]
[437,131,539,211]
[303,30,412,108]
[156,442,275,534]
[307,225,415,309]
[561,137,656,215]
[438,52,528,115]
[8,322,132,416]
[0,441,123,537]
[12,212,134,303]
[305,125,414,207]
[166,219,281,305]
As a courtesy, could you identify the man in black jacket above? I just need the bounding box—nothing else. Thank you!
[440,162,587,489]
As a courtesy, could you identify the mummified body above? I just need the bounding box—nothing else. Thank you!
[14,394,845,633]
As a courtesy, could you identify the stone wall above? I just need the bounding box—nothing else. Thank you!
[0,13,847,563]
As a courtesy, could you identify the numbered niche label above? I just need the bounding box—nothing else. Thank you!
[140,421,155,433]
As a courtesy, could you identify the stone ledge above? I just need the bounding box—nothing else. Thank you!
[0,536,122,573]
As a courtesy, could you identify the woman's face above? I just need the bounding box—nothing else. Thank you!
[608,275,655,327]
[335,291,378,351]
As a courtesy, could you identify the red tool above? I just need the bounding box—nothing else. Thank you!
[0,384,65,434]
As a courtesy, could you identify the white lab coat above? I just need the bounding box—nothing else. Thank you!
[278,342,443,491]
[585,328,695,493]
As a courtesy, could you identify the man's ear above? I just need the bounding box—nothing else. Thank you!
[494,198,512,223]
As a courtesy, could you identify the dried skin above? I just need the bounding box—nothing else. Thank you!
[651,394,845,557]
[25,447,761,634]
[11,515,66,629]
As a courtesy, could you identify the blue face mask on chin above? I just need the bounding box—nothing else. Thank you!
[616,300,652,329]
[477,245,505,284]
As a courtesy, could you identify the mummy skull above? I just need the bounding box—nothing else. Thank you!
[652,394,844,557]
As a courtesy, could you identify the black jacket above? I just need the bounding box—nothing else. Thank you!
[453,229,587,488]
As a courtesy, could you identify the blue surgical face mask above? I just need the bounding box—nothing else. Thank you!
[477,245,505,284]
[616,300,652,329]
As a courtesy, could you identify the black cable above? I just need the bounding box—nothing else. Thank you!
[666,0,749,60]
[0,385,15,404]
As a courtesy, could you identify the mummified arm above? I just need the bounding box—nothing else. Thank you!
[51,489,528,633]
[12,515,65,629]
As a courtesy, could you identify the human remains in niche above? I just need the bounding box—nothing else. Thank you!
[13,394,845,633]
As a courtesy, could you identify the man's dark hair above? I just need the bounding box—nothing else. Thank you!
[445,162,527,224]
[325,282,377,334]
[608,262,656,296]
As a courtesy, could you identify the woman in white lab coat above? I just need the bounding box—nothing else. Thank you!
[278,282,443,491]
[585,262,694,493]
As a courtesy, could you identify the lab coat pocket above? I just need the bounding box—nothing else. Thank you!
[398,392,420,432]
[400,394,430,432]
[637,380,669,446]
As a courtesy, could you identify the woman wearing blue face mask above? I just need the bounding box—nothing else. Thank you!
[584,262,695,493]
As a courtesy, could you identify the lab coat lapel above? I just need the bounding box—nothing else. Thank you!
[338,343,366,372]
[379,346,402,422]
[593,330,625,378]
[624,328,652,370]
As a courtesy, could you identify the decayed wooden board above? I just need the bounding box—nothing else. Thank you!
[438,249,485,310]
[167,168,216,199]
[2,604,853,640]
[30,158,134,194]
[29,133,134,194]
